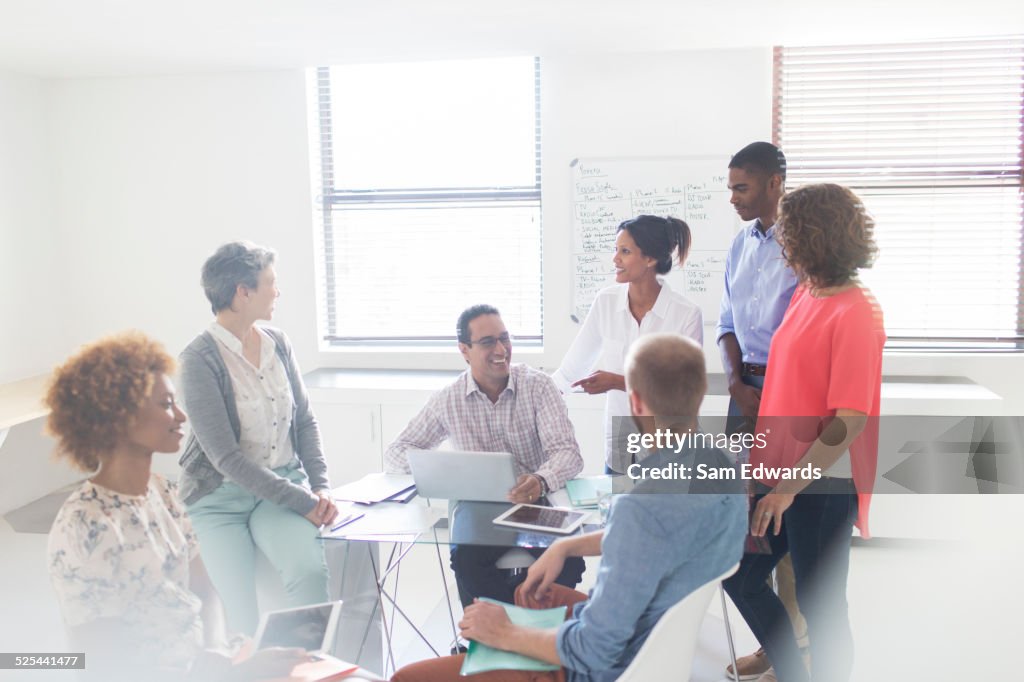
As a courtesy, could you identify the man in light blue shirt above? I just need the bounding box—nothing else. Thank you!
[717,142,803,681]
[391,333,746,682]
[718,141,799,436]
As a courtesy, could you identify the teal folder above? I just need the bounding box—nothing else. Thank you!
[459,598,566,675]
[565,475,613,508]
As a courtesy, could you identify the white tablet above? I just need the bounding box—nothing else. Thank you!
[493,504,588,535]
[253,600,342,654]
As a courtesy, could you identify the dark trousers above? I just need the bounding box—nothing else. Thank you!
[450,544,586,608]
[726,373,766,443]
[724,479,858,682]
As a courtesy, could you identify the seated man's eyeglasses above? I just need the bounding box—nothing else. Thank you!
[468,333,513,348]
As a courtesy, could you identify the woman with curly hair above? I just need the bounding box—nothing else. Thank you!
[552,215,701,474]
[724,184,886,682]
[178,242,337,635]
[45,332,305,681]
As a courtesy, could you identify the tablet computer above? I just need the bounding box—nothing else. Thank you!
[492,504,588,535]
[253,600,342,654]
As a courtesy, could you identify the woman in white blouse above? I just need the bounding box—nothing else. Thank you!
[46,332,306,681]
[178,242,339,634]
[553,215,702,473]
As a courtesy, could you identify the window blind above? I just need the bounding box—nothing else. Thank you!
[310,57,543,345]
[774,38,1024,346]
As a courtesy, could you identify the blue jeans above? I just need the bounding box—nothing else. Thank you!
[724,478,858,682]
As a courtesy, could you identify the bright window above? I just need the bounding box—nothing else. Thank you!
[774,38,1024,348]
[310,57,542,345]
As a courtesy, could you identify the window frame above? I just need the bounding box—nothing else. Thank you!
[311,58,544,348]
[772,38,1024,351]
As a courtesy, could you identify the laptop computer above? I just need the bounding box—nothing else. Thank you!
[406,449,518,502]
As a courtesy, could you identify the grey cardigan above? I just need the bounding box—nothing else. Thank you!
[177,327,330,515]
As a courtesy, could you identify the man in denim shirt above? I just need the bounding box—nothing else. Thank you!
[392,333,746,682]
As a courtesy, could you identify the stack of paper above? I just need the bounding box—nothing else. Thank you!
[320,503,444,540]
[332,473,415,505]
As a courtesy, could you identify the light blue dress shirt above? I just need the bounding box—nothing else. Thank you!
[555,446,746,682]
[716,221,799,365]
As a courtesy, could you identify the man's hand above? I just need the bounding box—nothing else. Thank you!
[571,371,625,395]
[508,474,543,504]
[751,492,795,537]
[303,490,339,528]
[519,542,567,608]
[460,600,515,650]
[728,381,762,420]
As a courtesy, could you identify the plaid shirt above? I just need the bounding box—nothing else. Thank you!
[384,364,583,491]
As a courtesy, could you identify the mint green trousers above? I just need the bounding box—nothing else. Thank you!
[187,464,330,634]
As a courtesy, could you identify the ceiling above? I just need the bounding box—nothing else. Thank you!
[1,0,1021,79]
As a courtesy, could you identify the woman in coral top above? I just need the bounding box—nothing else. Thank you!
[724,184,885,682]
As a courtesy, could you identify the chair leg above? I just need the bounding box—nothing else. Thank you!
[720,584,740,682]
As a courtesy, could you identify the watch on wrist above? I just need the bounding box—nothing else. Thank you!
[533,473,550,497]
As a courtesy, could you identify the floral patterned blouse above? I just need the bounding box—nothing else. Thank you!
[47,474,204,671]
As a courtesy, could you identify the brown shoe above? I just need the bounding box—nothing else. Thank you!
[726,648,771,680]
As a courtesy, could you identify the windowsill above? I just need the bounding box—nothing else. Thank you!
[304,368,1002,416]
[319,344,544,355]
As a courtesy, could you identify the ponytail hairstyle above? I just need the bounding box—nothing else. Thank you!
[617,215,692,274]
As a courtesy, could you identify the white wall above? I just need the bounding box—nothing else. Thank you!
[0,71,81,513]
[540,49,772,373]
[0,72,63,383]
[6,49,1023,410]
[47,70,321,371]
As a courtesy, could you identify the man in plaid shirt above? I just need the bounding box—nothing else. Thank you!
[385,304,586,608]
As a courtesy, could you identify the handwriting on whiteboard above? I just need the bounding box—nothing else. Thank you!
[571,158,740,324]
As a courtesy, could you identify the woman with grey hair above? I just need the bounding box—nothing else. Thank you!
[178,241,338,634]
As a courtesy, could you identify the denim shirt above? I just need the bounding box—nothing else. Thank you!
[556,446,746,682]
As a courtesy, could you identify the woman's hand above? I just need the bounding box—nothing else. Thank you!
[303,490,339,527]
[571,371,625,395]
[751,492,795,537]
[459,600,515,650]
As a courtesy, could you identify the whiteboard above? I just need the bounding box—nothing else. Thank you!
[570,156,742,325]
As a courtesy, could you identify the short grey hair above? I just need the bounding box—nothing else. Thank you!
[201,241,276,314]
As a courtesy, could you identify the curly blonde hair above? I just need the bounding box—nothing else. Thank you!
[777,183,878,288]
[45,332,175,472]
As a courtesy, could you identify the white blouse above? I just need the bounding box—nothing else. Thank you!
[552,280,703,471]
[209,322,296,470]
[48,475,203,671]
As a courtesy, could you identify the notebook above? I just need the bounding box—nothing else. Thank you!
[460,598,567,675]
[565,475,613,508]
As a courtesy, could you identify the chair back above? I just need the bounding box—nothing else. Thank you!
[616,562,740,682]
